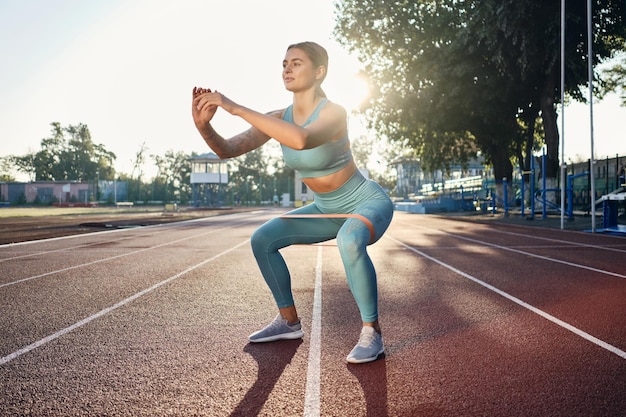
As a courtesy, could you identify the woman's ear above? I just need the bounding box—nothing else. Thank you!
[315,66,326,81]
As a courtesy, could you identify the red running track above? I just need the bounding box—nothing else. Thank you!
[0,210,624,416]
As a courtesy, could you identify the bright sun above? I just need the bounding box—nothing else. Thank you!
[331,71,371,113]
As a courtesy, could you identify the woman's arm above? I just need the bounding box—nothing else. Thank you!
[194,123,273,159]
[192,87,275,159]
[194,90,347,150]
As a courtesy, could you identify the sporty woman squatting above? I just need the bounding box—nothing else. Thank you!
[191,41,394,364]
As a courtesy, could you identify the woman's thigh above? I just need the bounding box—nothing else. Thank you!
[254,203,343,249]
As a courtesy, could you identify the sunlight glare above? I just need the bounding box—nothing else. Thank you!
[338,72,370,113]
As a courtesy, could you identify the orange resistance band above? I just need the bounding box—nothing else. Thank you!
[280,213,376,244]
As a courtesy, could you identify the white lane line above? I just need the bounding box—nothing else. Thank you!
[0,231,153,263]
[396,220,626,280]
[304,246,323,417]
[447,231,626,280]
[0,240,249,366]
[387,235,626,360]
[0,213,258,263]
[483,229,626,253]
[0,214,248,249]
[0,229,214,288]
[0,225,136,248]
[0,219,258,289]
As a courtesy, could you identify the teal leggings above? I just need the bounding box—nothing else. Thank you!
[250,172,394,322]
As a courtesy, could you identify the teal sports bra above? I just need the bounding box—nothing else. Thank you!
[281,99,353,179]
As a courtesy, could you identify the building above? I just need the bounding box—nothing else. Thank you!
[190,152,229,207]
[0,181,93,205]
[394,156,489,199]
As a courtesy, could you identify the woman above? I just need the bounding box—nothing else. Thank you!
[192,41,394,364]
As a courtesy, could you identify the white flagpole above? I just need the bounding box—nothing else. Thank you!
[560,0,566,229]
[587,0,596,232]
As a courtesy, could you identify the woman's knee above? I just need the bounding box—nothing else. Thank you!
[250,221,275,255]
[251,218,289,255]
[336,224,368,260]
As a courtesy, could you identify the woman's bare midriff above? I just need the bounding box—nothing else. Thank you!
[301,160,358,194]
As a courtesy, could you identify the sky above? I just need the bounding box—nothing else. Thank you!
[1,0,625,181]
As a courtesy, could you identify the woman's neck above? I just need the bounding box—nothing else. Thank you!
[292,90,322,117]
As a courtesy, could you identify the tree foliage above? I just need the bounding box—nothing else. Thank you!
[334,0,626,181]
[600,52,626,105]
[5,121,305,206]
[152,150,192,203]
[11,122,116,181]
[0,156,16,182]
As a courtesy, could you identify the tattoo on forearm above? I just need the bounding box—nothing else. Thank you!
[234,129,258,155]
[198,109,280,158]
[201,125,267,158]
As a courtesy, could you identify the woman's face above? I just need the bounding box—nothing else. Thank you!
[282,47,319,93]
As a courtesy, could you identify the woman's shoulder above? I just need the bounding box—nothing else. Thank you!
[320,99,347,119]
[266,107,289,119]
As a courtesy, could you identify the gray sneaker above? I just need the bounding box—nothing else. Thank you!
[346,326,384,364]
[248,314,304,343]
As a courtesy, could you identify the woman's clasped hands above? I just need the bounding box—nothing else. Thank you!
[192,87,240,127]
[192,87,217,126]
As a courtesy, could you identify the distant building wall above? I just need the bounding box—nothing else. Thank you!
[0,181,92,204]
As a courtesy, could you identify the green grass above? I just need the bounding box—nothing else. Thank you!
[0,206,165,218]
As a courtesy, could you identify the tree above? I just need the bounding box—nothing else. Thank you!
[334,1,520,181]
[10,153,37,181]
[350,134,375,171]
[228,147,270,205]
[152,150,192,203]
[11,122,116,181]
[0,156,16,182]
[600,53,626,106]
[467,0,625,179]
[129,142,149,202]
[334,0,626,182]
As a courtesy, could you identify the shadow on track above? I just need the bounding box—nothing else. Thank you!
[348,356,389,417]
[230,339,303,417]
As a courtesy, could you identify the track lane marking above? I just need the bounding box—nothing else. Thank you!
[0,212,260,259]
[0,236,135,263]
[0,240,250,366]
[396,220,626,280]
[304,246,323,417]
[463,226,626,253]
[0,227,225,288]
[0,217,262,289]
[440,230,626,280]
[386,235,626,360]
